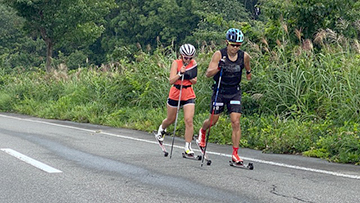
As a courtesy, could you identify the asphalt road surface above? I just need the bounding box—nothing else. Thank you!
[1,113,359,203]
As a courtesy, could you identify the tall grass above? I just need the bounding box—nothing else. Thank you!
[0,33,359,164]
[241,28,360,164]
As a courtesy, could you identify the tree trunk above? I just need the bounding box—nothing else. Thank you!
[45,39,53,72]
[40,27,53,72]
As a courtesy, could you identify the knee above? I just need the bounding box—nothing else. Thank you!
[184,117,194,127]
[210,120,217,127]
[231,120,240,129]
[166,116,176,124]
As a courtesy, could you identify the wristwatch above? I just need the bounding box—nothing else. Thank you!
[246,70,251,74]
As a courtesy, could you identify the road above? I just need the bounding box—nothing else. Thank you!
[1,113,359,203]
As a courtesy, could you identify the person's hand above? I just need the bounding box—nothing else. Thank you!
[246,71,252,80]
[179,65,186,74]
[218,57,226,70]
[177,65,186,77]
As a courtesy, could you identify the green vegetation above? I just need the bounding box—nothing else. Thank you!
[1,36,359,164]
[0,0,359,164]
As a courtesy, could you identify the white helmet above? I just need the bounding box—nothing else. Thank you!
[179,44,196,57]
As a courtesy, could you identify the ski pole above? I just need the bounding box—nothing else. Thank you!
[169,67,186,159]
[201,66,223,167]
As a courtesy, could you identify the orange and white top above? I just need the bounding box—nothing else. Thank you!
[168,59,196,101]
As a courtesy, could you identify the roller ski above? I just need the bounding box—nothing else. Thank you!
[182,143,201,160]
[182,150,202,161]
[195,133,212,166]
[153,130,168,157]
[229,154,254,170]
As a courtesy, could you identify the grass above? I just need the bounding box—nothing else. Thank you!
[0,34,359,165]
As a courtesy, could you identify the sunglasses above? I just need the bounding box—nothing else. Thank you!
[183,56,192,60]
[229,43,241,47]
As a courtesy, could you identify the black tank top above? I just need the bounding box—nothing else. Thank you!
[213,47,244,87]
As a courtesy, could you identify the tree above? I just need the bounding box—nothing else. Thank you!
[0,2,46,69]
[0,3,23,53]
[4,0,117,71]
[260,0,360,40]
[191,0,251,45]
[99,0,203,62]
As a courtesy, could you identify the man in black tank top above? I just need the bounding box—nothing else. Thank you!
[196,28,252,164]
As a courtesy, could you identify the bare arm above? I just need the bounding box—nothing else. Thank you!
[169,60,187,84]
[244,52,251,80]
[205,51,222,78]
[189,77,197,84]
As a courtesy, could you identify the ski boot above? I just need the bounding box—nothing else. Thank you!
[153,125,168,157]
[182,144,201,160]
[195,129,211,165]
[232,153,243,165]
[155,125,166,142]
[229,153,254,170]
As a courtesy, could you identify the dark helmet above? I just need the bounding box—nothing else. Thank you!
[226,28,244,43]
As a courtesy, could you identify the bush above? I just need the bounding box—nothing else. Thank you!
[304,122,360,165]
[1,41,360,164]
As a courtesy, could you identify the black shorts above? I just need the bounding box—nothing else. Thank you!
[167,98,195,108]
[209,90,242,114]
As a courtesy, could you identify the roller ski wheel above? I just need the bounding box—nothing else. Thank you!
[153,130,168,157]
[229,160,254,170]
[206,159,212,166]
[182,152,202,161]
[193,134,211,164]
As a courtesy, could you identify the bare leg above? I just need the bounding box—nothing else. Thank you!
[202,114,220,131]
[161,104,177,129]
[183,104,195,143]
[230,112,242,148]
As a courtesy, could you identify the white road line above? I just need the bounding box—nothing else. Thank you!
[1,114,359,180]
[205,150,360,179]
[243,157,360,180]
[1,148,62,173]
